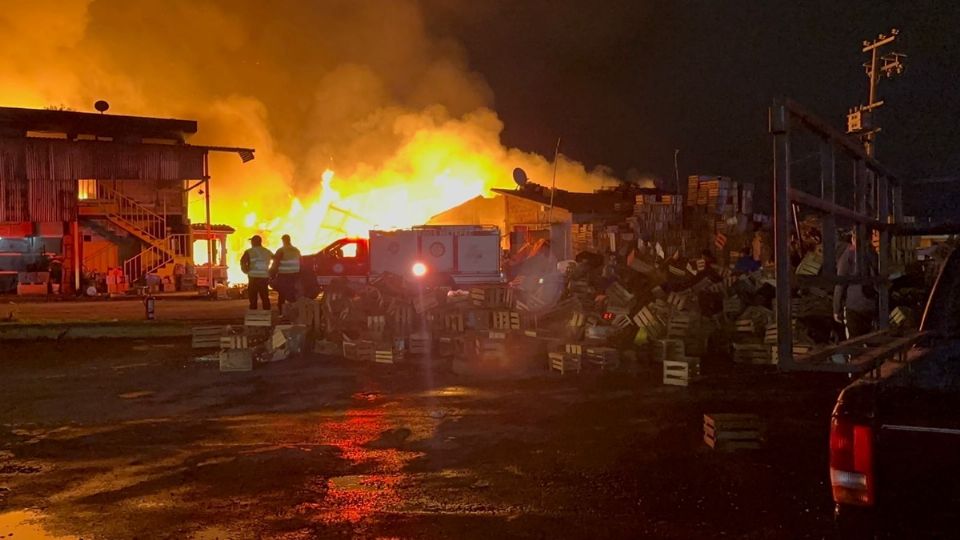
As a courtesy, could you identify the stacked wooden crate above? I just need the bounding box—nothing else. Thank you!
[663,357,700,386]
[549,351,581,374]
[342,338,374,362]
[633,193,684,244]
[572,223,597,253]
[374,345,404,364]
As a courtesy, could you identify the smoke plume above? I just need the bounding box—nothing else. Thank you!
[0,0,622,271]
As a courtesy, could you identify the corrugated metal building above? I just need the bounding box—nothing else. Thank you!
[0,106,252,294]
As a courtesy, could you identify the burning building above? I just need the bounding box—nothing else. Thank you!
[0,106,253,294]
[429,183,659,260]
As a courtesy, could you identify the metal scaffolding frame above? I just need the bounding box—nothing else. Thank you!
[769,98,904,372]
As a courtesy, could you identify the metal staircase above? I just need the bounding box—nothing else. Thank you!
[87,184,191,281]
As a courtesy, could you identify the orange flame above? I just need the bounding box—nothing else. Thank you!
[217,131,520,283]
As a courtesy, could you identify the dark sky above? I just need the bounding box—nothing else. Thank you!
[424,0,960,208]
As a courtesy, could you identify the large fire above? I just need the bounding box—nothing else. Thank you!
[204,126,521,284]
[0,1,626,285]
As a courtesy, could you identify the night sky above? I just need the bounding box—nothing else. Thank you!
[426,0,960,212]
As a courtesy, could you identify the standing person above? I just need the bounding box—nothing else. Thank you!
[833,230,878,338]
[241,235,272,310]
[272,234,302,312]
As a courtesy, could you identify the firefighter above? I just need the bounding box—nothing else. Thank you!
[271,234,302,313]
[240,235,273,310]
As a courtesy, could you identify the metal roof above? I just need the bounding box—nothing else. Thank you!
[0,106,197,142]
[492,184,651,215]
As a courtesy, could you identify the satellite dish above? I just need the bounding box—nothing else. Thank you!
[94,100,110,114]
[512,167,528,187]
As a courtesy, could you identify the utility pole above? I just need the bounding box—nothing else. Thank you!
[673,149,680,194]
[846,29,906,158]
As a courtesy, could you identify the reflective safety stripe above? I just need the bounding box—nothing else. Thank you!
[277,246,301,273]
[246,247,272,278]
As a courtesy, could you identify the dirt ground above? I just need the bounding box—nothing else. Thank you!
[0,339,847,539]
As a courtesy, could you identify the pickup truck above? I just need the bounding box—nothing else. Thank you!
[303,225,502,289]
[830,247,960,538]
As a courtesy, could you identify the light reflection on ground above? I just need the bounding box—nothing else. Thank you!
[308,395,430,525]
[0,510,80,539]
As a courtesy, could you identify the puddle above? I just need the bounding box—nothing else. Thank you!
[312,409,428,524]
[417,385,489,398]
[0,510,80,539]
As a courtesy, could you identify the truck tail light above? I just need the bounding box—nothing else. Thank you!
[829,417,875,506]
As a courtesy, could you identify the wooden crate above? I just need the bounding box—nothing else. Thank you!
[367,315,386,332]
[667,313,691,338]
[374,347,404,364]
[606,282,635,307]
[549,352,581,374]
[722,295,743,316]
[408,332,432,355]
[632,305,663,336]
[413,293,440,314]
[342,339,374,362]
[703,413,763,451]
[492,310,521,330]
[469,286,510,308]
[443,311,465,333]
[291,298,322,331]
[314,340,341,355]
[219,349,253,372]
[795,252,823,276]
[653,339,686,363]
[667,292,688,311]
[771,343,814,364]
[568,311,587,331]
[192,326,225,349]
[663,358,700,386]
[475,336,507,362]
[390,303,414,333]
[732,342,772,364]
[244,310,272,327]
[437,336,465,358]
[584,346,619,371]
[469,287,487,306]
[220,334,249,350]
[889,306,908,327]
[735,319,756,335]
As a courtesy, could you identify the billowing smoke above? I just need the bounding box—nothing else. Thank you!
[0,0,622,274]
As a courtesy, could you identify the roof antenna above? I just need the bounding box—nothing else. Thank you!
[94,100,110,114]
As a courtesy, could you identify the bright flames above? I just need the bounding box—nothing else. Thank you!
[219,132,515,283]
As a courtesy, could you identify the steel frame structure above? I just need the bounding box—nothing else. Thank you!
[769,98,902,373]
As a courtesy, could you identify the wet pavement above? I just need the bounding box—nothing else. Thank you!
[0,339,845,539]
